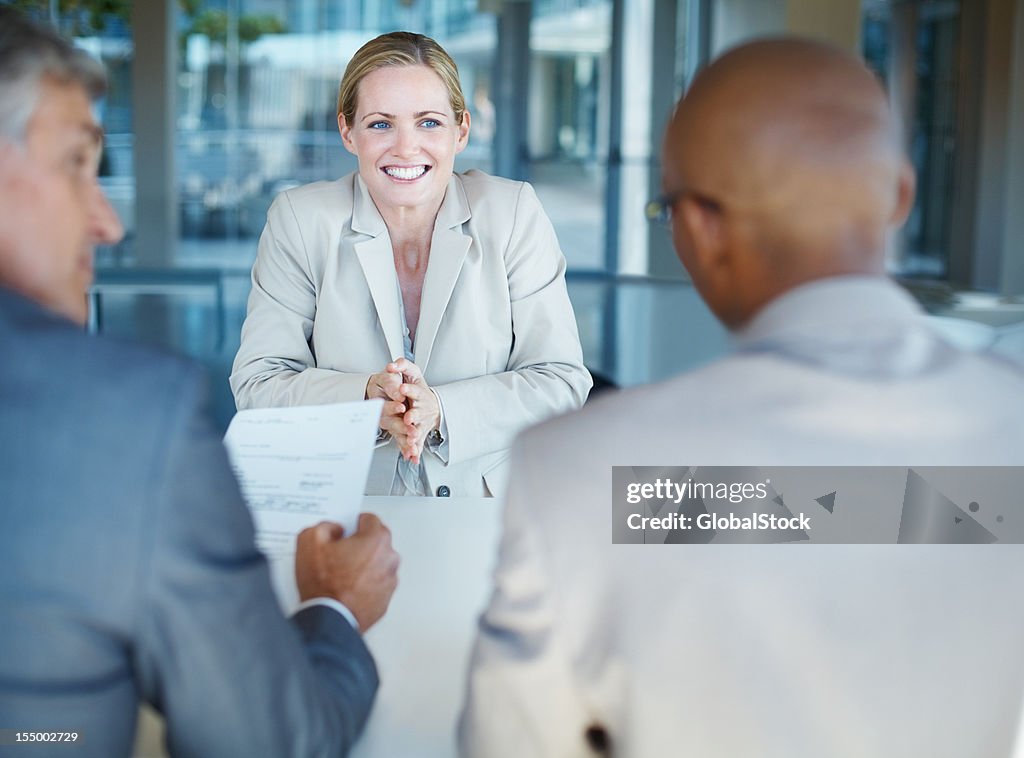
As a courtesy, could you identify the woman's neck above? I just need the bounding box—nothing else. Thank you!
[379,199,442,251]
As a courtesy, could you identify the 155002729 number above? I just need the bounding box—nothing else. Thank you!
[12,732,79,743]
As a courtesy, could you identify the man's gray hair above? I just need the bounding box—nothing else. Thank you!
[0,7,106,142]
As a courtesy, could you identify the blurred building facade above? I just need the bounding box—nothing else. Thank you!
[5,0,1024,428]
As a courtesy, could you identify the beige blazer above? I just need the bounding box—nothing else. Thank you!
[230,170,591,497]
[459,278,1024,756]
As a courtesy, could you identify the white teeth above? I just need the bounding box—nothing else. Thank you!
[384,165,427,180]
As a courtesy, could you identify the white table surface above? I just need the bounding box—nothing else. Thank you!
[351,496,501,758]
[132,495,502,758]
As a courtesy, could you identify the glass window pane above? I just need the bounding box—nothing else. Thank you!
[530,0,610,272]
[176,0,498,271]
[863,0,960,280]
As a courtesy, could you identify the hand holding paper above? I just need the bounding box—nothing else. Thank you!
[296,515,400,632]
[223,400,382,611]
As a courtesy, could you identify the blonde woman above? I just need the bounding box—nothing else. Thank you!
[230,31,591,497]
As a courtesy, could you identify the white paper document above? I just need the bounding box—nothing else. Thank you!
[223,399,382,611]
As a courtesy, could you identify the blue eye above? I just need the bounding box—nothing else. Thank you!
[421,119,441,128]
[368,121,391,130]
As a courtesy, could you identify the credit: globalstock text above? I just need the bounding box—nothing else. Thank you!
[626,512,812,532]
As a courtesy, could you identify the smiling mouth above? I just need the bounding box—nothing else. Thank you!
[383,165,430,181]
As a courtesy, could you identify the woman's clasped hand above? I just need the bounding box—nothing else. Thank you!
[366,358,441,466]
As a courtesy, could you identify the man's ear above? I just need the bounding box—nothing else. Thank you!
[890,158,916,227]
[338,114,357,155]
[678,194,728,278]
[677,194,748,326]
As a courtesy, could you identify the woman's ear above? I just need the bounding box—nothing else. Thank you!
[338,114,357,155]
[455,110,471,154]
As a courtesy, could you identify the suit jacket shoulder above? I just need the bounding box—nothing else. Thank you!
[457,169,540,245]
[277,176,355,217]
[2,287,202,434]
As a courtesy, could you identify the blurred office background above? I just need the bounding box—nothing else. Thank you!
[5,0,1024,429]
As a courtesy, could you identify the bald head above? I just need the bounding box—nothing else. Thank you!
[663,38,914,328]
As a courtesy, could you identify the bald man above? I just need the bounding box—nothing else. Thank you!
[459,39,1024,757]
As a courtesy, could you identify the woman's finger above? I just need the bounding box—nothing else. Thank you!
[391,357,425,384]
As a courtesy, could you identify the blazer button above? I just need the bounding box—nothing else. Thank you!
[436,485,451,497]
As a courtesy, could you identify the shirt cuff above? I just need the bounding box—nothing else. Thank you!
[293,597,360,631]
[427,388,450,463]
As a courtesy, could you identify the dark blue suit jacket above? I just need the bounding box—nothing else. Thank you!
[0,288,377,756]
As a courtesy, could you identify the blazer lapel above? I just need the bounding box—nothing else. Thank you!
[415,176,472,372]
[352,176,404,361]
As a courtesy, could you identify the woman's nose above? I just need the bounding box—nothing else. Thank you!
[391,125,420,158]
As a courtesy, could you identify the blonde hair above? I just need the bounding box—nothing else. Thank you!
[337,31,466,126]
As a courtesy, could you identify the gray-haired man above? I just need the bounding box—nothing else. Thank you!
[0,9,398,756]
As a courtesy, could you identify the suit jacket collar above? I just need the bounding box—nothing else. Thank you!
[351,173,386,237]
[350,172,473,372]
[350,172,472,236]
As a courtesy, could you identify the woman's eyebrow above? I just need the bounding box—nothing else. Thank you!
[360,110,447,122]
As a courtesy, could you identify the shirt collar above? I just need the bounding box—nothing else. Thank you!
[735,275,924,351]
